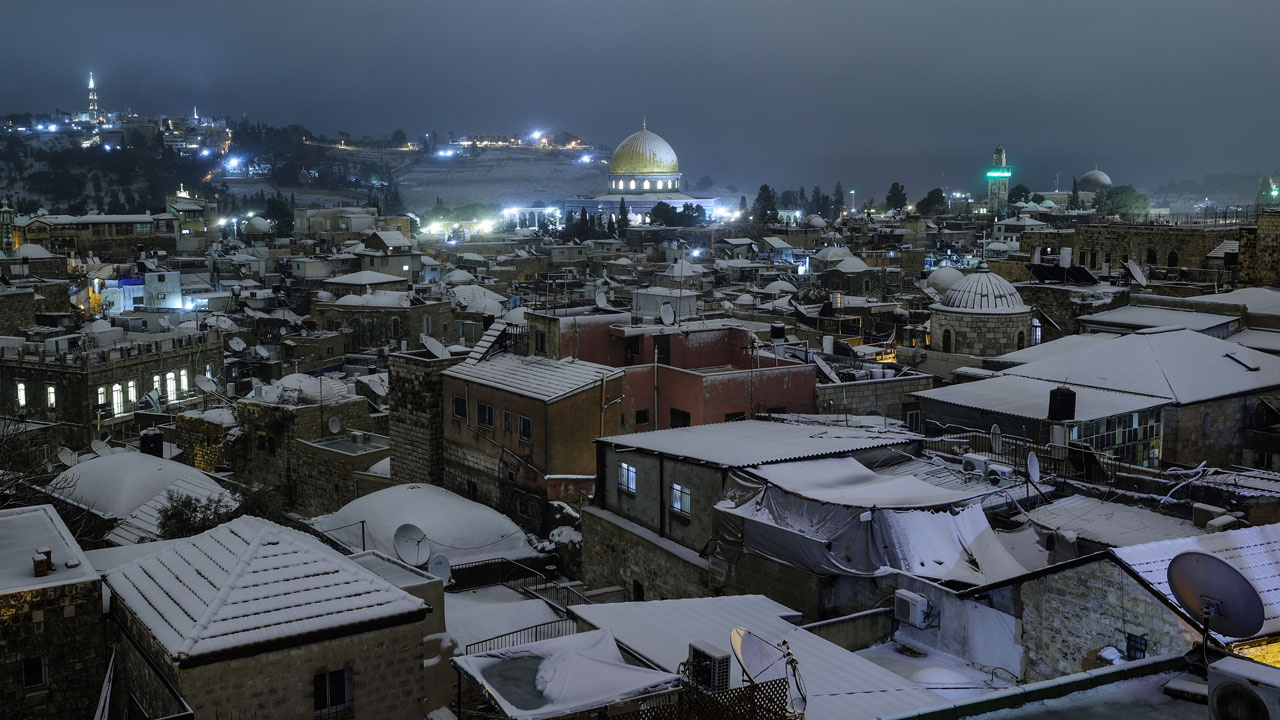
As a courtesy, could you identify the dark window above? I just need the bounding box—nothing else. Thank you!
[517,499,530,516]
[22,656,46,688]
[518,415,532,442]
[1017,331,1026,350]
[1145,248,1157,265]
[1167,250,1179,267]
[503,411,512,431]
[635,409,650,425]
[452,395,467,420]
[942,329,952,353]
[1125,633,1148,661]
[466,481,477,500]
[632,580,645,601]
[534,330,547,354]
[724,411,746,422]
[477,403,494,429]
[670,408,691,428]
[313,668,353,715]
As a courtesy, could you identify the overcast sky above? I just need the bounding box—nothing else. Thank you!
[4,0,1277,198]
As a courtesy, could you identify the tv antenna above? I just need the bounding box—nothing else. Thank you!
[1167,550,1265,666]
[730,627,807,717]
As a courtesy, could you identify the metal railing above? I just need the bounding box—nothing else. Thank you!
[922,430,1123,486]
[464,618,577,654]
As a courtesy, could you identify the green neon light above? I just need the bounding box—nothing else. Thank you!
[1271,188,1278,197]
[986,170,1012,178]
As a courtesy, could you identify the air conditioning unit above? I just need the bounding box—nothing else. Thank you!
[894,589,930,629]
[985,463,1014,486]
[1209,656,1280,720]
[961,453,989,476]
[687,642,731,692]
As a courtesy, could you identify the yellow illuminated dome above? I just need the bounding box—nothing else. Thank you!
[609,126,679,175]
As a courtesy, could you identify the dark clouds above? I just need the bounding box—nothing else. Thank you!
[4,0,1277,197]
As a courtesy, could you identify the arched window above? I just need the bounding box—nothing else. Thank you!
[391,316,402,338]
[1146,248,1157,265]
[629,179,636,190]
[672,179,677,189]
[179,370,188,392]
[1168,250,1179,267]
[1017,331,1026,350]
[127,381,137,403]
[112,383,124,417]
[942,329,952,353]
[1032,318,1042,346]
[165,372,177,400]
[658,180,665,189]
[863,278,872,294]
[643,180,650,190]
[16,382,26,408]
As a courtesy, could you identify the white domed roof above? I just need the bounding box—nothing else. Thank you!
[986,241,1010,253]
[926,266,965,293]
[52,452,216,520]
[830,257,871,273]
[609,127,679,175]
[937,266,1028,313]
[763,280,797,294]
[806,214,828,228]
[734,293,756,306]
[245,216,272,233]
[1080,169,1112,191]
[444,269,476,285]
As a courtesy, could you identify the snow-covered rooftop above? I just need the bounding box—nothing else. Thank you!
[1021,495,1202,548]
[49,452,228,523]
[1077,305,1237,333]
[105,515,427,662]
[993,333,1121,364]
[913,375,1166,422]
[326,270,406,285]
[0,505,97,593]
[445,353,621,403]
[742,456,987,508]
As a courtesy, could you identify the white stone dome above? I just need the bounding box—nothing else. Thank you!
[1079,169,1112,191]
[937,266,1027,312]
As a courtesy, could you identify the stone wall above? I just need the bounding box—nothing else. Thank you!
[291,436,392,516]
[1161,395,1247,468]
[816,373,934,420]
[581,506,711,602]
[1022,224,1240,273]
[1238,210,1280,286]
[388,352,465,486]
[0,288,36,334]
[1014,284,1129,341]
[171,412,239,471]
[931,308,1031,357]
[1017,558,1196,682]
[0,578,107,720]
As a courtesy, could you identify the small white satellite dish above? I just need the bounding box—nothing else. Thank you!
[393,523,431,567]
[659,301,676,326]
[90,439,113,457]
[595,290,611,310]
[56,447,78,467]
[1027,451,1041,484]
[428,553,452,583]
[253,345,270,360]
[423,335,449,359]
[195,375,219,394]
[1124,259,1149,287]
[158,316,172,329]
[228,337,247,352]
[327,416,341,434]
[1168,551,1265,639]
[990,424,1003,455]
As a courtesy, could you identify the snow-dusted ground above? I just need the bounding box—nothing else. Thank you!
[396,147,606,207]
[855,638,1015,700]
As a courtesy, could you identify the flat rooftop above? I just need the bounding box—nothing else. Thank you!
[0,505,97,593]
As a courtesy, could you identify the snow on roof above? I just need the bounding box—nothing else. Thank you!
[1022,495,1202,548]
[445,269,477,284]
[598,419,917,468]
[995,215,1047,227]
[913,375,1166,422]
[446,585,562,651]
[0,505,98,593]
[1207,239,1240,258]
[1229,328,1280,354]
[1186,287,1280,316]
[312,483,539,566]
[813,246,853,262]
[1006,327,1280,403]
[994,333,1121,364]
[935,267,1028,313]
[106,472,235,545]
[334,290,412,308]
[11,243,58,258]
[355,372,389,397]
[50,453,224,521]
[450,284,506,309]
[569,596,946,720]
[445,353,620,403]
[364,229,412,247]
[246,373,352,405]
[1077,306,1237,333]
[763,280,797,294]
[326,270,406,285]
[365,457,390,477]
[719,237,755,246]
[829,257,871,273]
[659,259,704,277]
[105,515,426,662]
[1111,522,1280,643]
[761,236,793,249]
[180,407,238,427]
[452,629,681,720]
[743,456,988,508]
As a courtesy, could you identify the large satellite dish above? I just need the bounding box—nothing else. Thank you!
[730,628,806,714]
[1124,259,1149,287]
[990,424,1003,455]
[1027,451,1041,484]
[393,523,431,567]
[56,447,78,467]
[428,553,452,583]
[195,375,219,394]
[659,302,676,326]
[423,335,449,359]
[228,337,247,352]
[1167,551,1264,640]
[253,345,270,360]
[90,439,113,457]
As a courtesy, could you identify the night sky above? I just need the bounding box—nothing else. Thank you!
[5,0,1278,197]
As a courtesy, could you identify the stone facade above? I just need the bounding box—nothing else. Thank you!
[388,351,464,486]
[1017,558,1197,682]
[581,506,711,602]
[313,300,453,351]
[0,576,107,719]
[1014,284,1129,342]
[1161,395,1250,468]
[1238,210,1280,286]
[816,373,934,421]
[171,411,239,472]
[292,434,392,516]
[1022,224,1238,274]
[930,307,1031,357]
[0,288,37,335]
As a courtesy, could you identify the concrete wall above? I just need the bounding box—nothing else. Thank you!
[816,374,934,420]
[802,608,894,652]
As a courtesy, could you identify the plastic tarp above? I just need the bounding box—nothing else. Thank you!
[713,464,1027,586]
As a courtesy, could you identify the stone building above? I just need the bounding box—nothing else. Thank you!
[312,291,452,351]
[104,515,438,719]
[820,256,888,300]
[929,265,1032,356]
[0,505,108,720]
[1238,208,1280,286]
[387,349,464,487]
[1020,222,1242,276]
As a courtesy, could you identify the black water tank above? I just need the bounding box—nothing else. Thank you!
[770,323,786,342]
[139,427,164,458]
[1048,386,1076,421]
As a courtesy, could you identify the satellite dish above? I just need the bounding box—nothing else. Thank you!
[327,416,341,434]
[990,424,1003,455]
[423,335,449,359]
[253,345,270,360]
[659,302,676,326]
[393,523,431,567]
[1124,259,1149,287]
[1027,451,1041,484]
[428,553,452,583]
[729,628,806,714]
[228,337,247,352]
[56,447,78,467]
[195,375,219,394]
[1167,551,1264,639]
[158,316,172,329]
[595,290,611,310]
[90,439,113,457]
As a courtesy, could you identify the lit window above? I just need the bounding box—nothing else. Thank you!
[98,386,106,405]
[643,180,650,190]
[180,370,189,392]
[313,668,352,715]
[477,403,494,429]
[618,462,637,493]
[671,483,691,514]
[657,180,664,189]
[629,180,636,190]
[402,265,409,272]
[112,384,124,416]
[518,415,532,443]
[46,386,55,408]
[166,372,177,399]
[127,381,137,403]
[16,382,26,407]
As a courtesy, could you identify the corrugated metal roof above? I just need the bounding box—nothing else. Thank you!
[106,474,234,545]
[1111,523,1280,643]
[913,375,1165,421]
[1024,495,1202,548]
[598,420,917,467]
[445,351,619,403]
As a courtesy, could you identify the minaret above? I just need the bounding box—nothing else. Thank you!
[88,72,99,116]
[986,145,1011,215]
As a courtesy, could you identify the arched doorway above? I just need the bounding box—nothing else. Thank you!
[1167,250,1179,267]
[1146,248,1157,265]
[942,329,953,353]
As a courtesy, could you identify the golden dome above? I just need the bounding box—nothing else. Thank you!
[609,126,679,175]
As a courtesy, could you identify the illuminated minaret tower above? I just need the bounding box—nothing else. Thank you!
[985,145,1011,215]
[88,72,99,117]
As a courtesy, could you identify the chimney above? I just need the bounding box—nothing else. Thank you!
[32,553,49,577]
